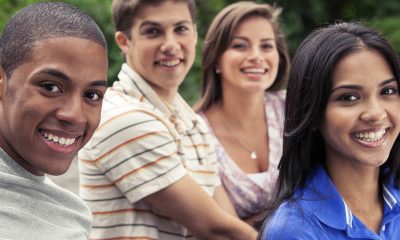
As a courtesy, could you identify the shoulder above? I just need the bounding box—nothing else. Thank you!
[81,91,178,160]
[265,90,286,114]
[94,92,175,143]
[262,202,323,240]
[265,89,286,104]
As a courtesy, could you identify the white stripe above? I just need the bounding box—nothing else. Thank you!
[342,200,353,227]
[383,185,396,209]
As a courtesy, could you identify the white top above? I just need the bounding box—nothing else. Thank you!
[247,172,269,188]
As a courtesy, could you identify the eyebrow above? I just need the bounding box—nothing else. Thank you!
[232,36,275,42]
[139,20,192,29]
[331,78,397,92]
[38,68,108,87]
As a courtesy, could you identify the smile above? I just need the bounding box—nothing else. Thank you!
[157,59,181,67]
[241,68,266,74]
[39,130,76,146]
[354,128,386,142]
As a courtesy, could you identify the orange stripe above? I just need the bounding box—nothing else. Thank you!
[92,237,156,240]
[93,208,152,215]
[188,169,217,175]
[98,108,167,131]
[81,151,177,189]
[114,151,177,184]
[139,95,145,102]
[93,208,172,220]
[80,130,169,163]
[183,143,210,148]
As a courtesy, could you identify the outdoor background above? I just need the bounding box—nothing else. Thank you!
[1,0,400,106]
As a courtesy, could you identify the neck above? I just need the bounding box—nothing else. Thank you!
[220,89,265,128]
[326,159,383,232]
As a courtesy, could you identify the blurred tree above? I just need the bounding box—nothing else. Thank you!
[1,0,399,105]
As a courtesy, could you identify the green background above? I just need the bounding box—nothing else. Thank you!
[1,0,400,105]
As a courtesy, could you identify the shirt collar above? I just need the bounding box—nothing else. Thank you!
[296,165,400,231]
[295,165,349,230]
[113,63,197,130]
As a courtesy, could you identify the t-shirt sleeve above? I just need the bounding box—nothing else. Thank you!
[79,108,186,203]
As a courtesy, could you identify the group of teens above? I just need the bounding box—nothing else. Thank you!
[0,1,400,240]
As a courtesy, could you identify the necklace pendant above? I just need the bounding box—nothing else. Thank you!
[250,151,257,160]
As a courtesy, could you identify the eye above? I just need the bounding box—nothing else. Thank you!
[261,43,274,50]
[338,94,359,102]
[175,25,189,33]
[143,28,161,38]
[231,43,247,50]
[381,87,398,95]
[84,91,103,102]
[41,82,61,93]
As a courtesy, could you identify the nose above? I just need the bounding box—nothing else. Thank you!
[56,95,86,126]
[247,46,263,63]
[160,32,180,55]
[360,99,387,123]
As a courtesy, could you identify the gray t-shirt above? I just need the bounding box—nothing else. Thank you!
[0,148,92,240]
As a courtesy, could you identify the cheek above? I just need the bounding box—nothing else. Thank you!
[87,106,102,129]
[323,109,354,140]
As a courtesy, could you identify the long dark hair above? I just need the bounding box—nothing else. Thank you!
[259,21,400,238]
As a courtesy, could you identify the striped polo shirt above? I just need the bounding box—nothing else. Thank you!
[78,64,220,240]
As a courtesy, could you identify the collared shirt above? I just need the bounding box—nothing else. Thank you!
[262,165,400,239]
[79,64,220,240]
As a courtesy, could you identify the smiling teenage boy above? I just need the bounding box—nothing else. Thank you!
[0,2,108,239]
[78,0,257,239]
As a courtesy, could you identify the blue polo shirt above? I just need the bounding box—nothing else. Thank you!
[262,166,400,239]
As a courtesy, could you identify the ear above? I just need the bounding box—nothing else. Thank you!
[115,31,130,55]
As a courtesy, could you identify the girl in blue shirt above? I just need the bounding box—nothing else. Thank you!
[260,22,400,239]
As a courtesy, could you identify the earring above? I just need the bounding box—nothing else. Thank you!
[215,68,221,74]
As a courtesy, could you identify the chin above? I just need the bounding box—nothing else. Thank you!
[45,166,70,176]
[42,158,73,176]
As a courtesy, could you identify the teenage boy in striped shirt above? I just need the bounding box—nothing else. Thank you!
[78,0,257,239]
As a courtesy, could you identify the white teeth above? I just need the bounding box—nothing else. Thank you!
[355,129,386,142]
[40,130,76,146]
[242,68,266,74]
[159,59,180,67]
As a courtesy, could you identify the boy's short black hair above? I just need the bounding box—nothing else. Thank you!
[0,2,107,78]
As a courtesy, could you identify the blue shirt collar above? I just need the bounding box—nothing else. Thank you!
[295,165,400,231]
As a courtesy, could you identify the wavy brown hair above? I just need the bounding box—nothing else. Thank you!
[195,1,289,112]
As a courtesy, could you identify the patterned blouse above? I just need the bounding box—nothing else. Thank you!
[201,90,285,220]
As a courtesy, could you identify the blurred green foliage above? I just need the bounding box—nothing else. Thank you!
[1,0,400,105]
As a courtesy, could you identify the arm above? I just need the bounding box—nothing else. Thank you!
[213,185,238,217]
[145,175,257,240]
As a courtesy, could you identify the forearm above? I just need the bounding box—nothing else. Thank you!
[146,175,257,240]
[202,215,257,240]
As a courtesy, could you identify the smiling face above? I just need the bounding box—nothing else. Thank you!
[320,49,400,171]
[218,16,279,93]
[0,37,108,176]
[115,1,197,102]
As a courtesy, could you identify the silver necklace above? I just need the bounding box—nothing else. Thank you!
[220,109,257,160]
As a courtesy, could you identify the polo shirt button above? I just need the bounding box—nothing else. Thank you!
[381,225,386,231]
